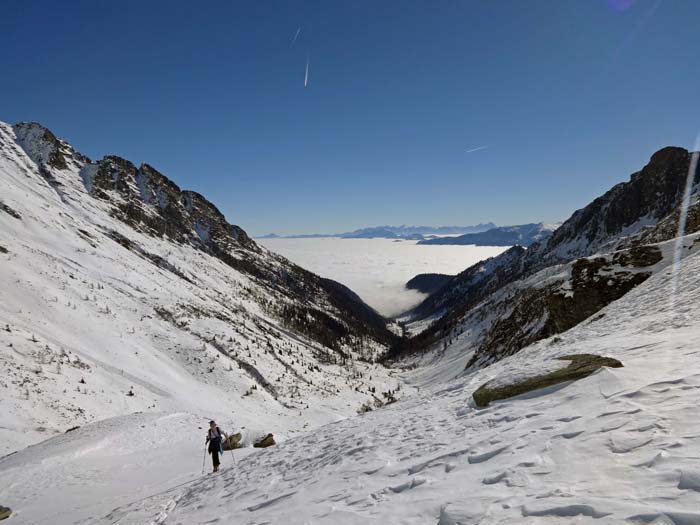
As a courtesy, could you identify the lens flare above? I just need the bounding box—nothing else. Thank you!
[669,134,700,320]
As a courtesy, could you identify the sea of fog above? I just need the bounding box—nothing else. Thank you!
[257,237,509,317]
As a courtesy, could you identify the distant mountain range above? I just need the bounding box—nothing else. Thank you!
[418,222,559,247]
[258,223,497,240]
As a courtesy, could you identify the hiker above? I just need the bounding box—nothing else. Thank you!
[205,420,227,472]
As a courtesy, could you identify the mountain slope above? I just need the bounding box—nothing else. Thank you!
[394,146,699,368]
[0,121,401,454]
[35,231,700,525]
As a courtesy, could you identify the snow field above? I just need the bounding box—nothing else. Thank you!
[65,239,700,524]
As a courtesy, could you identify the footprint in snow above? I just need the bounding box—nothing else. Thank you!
[559,430,584,439]
[633,450,670,468]
[482,469,530,488]
[521,502,612,519]
[607,433,654,454]
[381,476,427,494]
[678,469,700,492]
[467,445,509,464]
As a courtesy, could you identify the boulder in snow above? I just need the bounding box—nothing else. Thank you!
[253,433,275,448]
[472,354,623,407]
[222,432,242,451]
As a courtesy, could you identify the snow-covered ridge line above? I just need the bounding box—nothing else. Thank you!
[397,144,700,371]
[0,120,405,461]
[5,120,393,348]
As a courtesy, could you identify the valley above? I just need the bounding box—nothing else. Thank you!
[257,236,508,317]
[1,121,700,524]
[3,3,700,523]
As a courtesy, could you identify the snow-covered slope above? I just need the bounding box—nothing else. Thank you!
[19,221,697,524]
[0,121,403,456]
[399,146,699,368]
[3,121,700,524]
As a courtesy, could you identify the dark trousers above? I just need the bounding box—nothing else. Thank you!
[209,439,221,467]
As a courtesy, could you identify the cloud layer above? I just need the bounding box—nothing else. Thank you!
[259,237,509,317]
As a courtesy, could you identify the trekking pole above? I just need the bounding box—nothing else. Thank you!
[224,432,236,464]
[201,443,207,475]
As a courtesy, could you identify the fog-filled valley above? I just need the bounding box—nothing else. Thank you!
[3,1,700,523]
[257,237,508,317]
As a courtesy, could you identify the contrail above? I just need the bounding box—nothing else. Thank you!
[465,145,490,154]
[291,26,301,45]
[304,57,310,88]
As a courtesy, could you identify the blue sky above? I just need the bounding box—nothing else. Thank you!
[1,0,699,235]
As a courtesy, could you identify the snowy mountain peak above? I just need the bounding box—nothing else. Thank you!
[13,121,86,171]
[398,144,700,372]
[3,123,700,523]
[0,120,398,460]
[418,222,559,247]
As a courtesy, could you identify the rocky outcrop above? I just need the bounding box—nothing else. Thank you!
[83,155,256,253]
[395,147,698,367]
[472,354,623,407]
[253,433,275,448]
[11,122,395,356]
[14,122,74,171]
[0,202,21,220]
[540,146,695,263]
[0,506,11,521]
[466,245,660,369]
[621,200,700,248]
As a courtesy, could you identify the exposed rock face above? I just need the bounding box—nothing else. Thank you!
[0,506,11,521]
[394,146,698,368]
[540,146,695,263]
[622,200,700,248]
[14,122,74,171]
[10,122,394,355]
[472,354,623,407]
[466,245,661,370]
[83,155,255,252]
[405,273,453,295]
[0,202,21,220]
[414,148,696,323]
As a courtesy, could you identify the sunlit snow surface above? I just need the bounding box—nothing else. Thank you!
[257,237,509,316]
[32,242,699,524]
[4,119,700,524]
